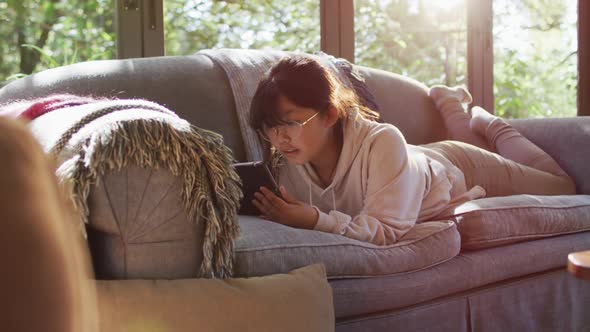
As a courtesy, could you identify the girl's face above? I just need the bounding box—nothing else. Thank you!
[267,95,334,165]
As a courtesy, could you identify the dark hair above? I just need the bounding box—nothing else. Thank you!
[249,54,379,164]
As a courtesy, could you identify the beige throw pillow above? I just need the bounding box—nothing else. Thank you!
[96,263,334,332]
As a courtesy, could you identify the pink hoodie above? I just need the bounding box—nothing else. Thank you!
[278,111,485,245]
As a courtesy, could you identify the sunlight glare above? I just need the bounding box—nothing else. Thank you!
[428,0,464,12]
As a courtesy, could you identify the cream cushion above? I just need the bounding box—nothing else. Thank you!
[450,195,590,250]
[96,264,334,332]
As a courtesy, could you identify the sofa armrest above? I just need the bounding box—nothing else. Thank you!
[510,117,590,195]
[87,165,205,279]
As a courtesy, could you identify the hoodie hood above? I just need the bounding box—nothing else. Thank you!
[297,108,374,192]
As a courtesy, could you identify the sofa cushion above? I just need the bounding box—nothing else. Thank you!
[330,232,590,319]
[96,264,334,332]
[449,194,590,250]
[234,217,460,278]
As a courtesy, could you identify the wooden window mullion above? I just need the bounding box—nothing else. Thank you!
[579,0,589,116]
[320,0,354,62]
[467,0,494,113]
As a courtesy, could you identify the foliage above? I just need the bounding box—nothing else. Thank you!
[0,0,115,85]
[493,50,577,118]
[0,0,578,118]
[164,0,320,54]
[493,0,577,118]
[353,0,577,118]
[354,0,467,87]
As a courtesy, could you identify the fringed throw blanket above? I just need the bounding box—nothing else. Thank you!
[26,97,242,278]
[198,49,286,161]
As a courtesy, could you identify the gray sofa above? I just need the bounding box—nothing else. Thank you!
[1,51,590,331]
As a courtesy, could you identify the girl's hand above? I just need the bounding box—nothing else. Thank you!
[253,186,318,230]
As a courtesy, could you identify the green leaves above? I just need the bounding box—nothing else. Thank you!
[355,0,467,87]
[493,0,577,118]
[0,0,578,118]
[163,0,320,55]
[0,0,115,84]
[20,43,59,67]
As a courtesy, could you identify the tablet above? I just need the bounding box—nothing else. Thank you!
[233,161,280,216]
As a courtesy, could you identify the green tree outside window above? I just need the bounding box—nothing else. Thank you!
[0,0,578,118]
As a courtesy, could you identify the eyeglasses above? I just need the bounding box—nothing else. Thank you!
[260,112,320,142]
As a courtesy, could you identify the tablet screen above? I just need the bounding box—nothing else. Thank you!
[233,161,280,216]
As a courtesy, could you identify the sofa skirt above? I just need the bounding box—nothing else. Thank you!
[336,268,590,332]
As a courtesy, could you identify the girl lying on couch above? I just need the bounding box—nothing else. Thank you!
[249,55,575,245]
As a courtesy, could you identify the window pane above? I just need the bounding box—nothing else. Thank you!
[354,0,467,87]
[493,0,577,118]
[0,0,116,86]
[164,0,320,55]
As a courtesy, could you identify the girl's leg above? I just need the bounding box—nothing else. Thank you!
[426,140,576,196]
[470,106,571,178]
[428,85,491,151]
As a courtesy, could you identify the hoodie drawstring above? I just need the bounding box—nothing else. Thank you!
[331,189,336,211]
[308,183,337,212]
[308,181,313,206]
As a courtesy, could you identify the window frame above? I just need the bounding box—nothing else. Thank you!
[116,0,163,58]
[117,0,585,116]
[579,0,589,116]
[467,0,494,113]
[320,0,354,62]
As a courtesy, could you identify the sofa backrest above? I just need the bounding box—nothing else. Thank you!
[0,52,446,161]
